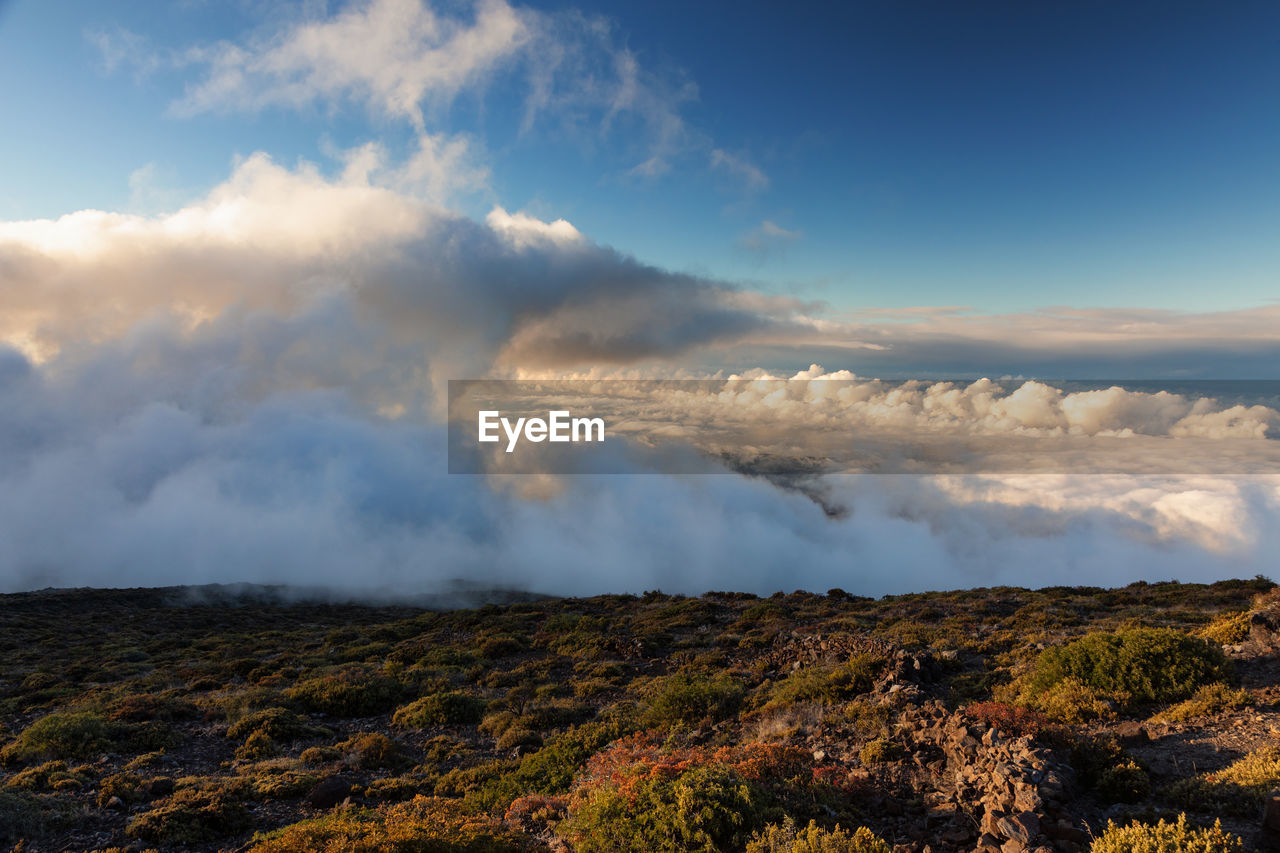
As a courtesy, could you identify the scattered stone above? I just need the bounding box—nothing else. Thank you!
[305,776,352,809]
[1115,720,1149,745]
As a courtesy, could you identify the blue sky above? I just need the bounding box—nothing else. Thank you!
[3,0,1278,317]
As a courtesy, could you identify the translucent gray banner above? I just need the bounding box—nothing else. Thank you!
[447,379,1280,475]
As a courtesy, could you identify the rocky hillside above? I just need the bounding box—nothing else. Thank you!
[1,578,1278,852]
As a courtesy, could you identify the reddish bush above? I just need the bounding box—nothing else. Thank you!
[962,702,1057,739]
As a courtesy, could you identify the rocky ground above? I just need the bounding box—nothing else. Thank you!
[1,578,1277,852]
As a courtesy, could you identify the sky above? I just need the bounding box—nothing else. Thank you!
[1,0,1279,597]
[3,0,1279,319]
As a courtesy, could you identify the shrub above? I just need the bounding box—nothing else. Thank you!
[746,818,892,853]
[96,772,151,807]
[1094,759,1150,805]
[127,789,252,844]
[300,745,341,766]
[0,789,71,842]
[1029,678,1118,724]
[286,668,402,717]
[646,674,744,728]
[858,738,901,766]
[479,636,526,660]
[107,693,198,723]
[1,711,115,762]
[1152,683,1253,724]
[392,693,486,728]
[246,795,535,852]
[339,732,403,770]
[474,715,635,809]
[5,760,93,792]
[227,707,327,742]
[1168,745,1280,816]
[822,701,889,743]
[1089,814,1242,853]
[961,702,1055,739]
[235,730,277,761]
[565,762,761,853]
[1196,611,1250,646]
[250,770,319,801]
[496,728,542,751]
[766,655,885,709]
[561,735,850,853]
[1023,629,1229,712]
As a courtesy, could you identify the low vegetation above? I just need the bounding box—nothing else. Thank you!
[0,577,1273,851]
[1089,814,1243,853]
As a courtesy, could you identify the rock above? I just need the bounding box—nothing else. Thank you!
[1049,819,1090,845]
[812,749,826,762]
[306,776,352,809]
[147,777,174,798]
[1001,839,1028,853]
[996,812,1040,845]
[1115,720,1149,745]
[1265,791,1280,829]
[976,833,1002,853]
[1249,612,1278,648]
[105,795,126,811]
[1262,791,1280,851]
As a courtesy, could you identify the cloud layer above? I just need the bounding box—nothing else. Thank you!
[2,154,1278,596]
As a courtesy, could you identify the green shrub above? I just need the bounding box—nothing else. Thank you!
[1,711,116,762]
[285,668,402,717]
[227,707,328,742]
[127,788,252,844]
[1023,628,1229,712]
[392,693,486,728]
[496,728,542,751]
[5,760,93,792]
[1152,683,1253,724]
[565,763,761,853]
[746,818,891,853]
[246,795,534,852]
[1095,759,1150,804]
[0,789,71,842]
[1090,814,1242,853]
[235,729,277,761]
[1168,745,1280,816]
[107,693,198,723]
[824,700,889,742]
[1196,611,1250,646]
[250,770,319,801]
[339,732,403,770]
[646,674,744,728]
[96,771,152,807]
[767,655,885,709]
[858,738,901,766]
[1029,677,1118,724]
[299,745,341,766]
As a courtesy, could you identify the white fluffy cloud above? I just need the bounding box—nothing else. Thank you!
[1,156,1278,596]
[173,0,532,126]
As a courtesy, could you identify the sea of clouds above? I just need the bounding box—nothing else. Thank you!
[2,154,1279,597]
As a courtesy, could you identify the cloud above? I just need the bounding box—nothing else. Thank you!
[172,0,532,127]
[711,149,769,193]
[738,220,801,261]
[0,152,799,388]
[1,156,1278,597]
[721,304,1280,379]
[143,0,707,180]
